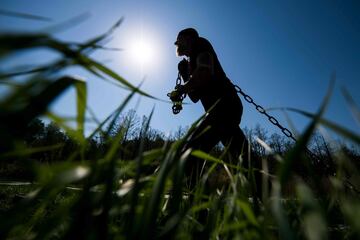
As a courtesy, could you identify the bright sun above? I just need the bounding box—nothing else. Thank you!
[123,27,162,76]
[127,36,158,75]
[130,40,153,65]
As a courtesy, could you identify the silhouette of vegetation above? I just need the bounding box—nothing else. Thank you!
[3,115,359,186]
[0,15,359,240]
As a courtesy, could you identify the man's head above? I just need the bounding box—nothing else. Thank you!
[175,28,199,57]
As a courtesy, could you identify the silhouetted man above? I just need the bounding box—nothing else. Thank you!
[172,28,249,188]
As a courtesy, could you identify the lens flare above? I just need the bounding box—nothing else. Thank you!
[130,39,153,66]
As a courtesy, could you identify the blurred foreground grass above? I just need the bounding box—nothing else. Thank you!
[0,18,359,240]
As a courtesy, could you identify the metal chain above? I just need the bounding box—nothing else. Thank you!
[167,73,186,114]
[233,84,321,162]
[234,85,297,142]
[176,72,182,86]
[175,72,186,101]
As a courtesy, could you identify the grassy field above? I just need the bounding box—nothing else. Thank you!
[1,19,359,239]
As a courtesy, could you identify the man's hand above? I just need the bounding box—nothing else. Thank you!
[178,59,189,81]
[168,89,183,102]
[168,85,186,114]
[178,59,188,74]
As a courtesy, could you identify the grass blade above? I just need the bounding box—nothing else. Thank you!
[74,78,87,137]
[285,108,360,145]
[0,8,52,21]
[279,76,335,185]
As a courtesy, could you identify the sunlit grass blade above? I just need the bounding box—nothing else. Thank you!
[45,112,83,144]
[140,146,174,238]
[296,182,328,240]
[127,108,155,238]
[0,162,90,239]
[0,32,159,101]
[20,76,79,122]
[279,77,334,185]
[140,140,187,238]
[87,86,139,140]
[142,148,164,166]
[23,161,89,189]
[0,76,79,139]
[0,77,39,108]
[170,148,191,211]
[271,181,296,239]
[158,149,193,238]
[74,78,87,137]
[106,84,143,137]
[285,108,360,145]
[140,114,210,238]
[78,17,124,53]
[191,150,243,172]
[85,58,159,100]
[236,199,259,227]
[340,198,360,238]
[0,143,63,159]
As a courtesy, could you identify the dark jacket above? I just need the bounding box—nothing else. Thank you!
[189,37,243,124]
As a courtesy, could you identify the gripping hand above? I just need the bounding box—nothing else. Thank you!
[167,84,186,114]
[178,59,189,82]
[168,89,182,102]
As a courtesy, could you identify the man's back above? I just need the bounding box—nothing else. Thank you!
[188,37,241,116]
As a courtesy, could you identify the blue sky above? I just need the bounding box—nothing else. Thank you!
[1,0,359,140]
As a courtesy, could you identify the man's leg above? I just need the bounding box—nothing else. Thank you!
[182,119,221,190]
[222,125,263,204]
[221,125,249,168]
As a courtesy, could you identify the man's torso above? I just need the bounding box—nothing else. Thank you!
[189,37,242,120]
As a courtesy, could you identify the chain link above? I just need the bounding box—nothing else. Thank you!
[234,85,297,142]
[234,84,322,162]
[175,73,186,101]
[167,72,187,114]
[176,72,182,86]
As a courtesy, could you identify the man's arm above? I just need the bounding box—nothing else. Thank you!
[180,52,214,94]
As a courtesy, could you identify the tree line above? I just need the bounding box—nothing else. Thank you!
[2,109,359,187]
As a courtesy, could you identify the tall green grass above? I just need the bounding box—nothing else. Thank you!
[0,18,359,239]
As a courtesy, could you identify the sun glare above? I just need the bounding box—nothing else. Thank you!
[130,39,153,66]
[125,34,161,77]
[121,26,163,77]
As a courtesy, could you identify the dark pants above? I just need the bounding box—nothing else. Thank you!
[183,108,249,189]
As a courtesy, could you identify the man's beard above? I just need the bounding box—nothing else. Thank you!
[176,46,185,56]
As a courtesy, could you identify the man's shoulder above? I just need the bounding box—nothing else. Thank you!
[198,37,211,45]
[196,37,213,52]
